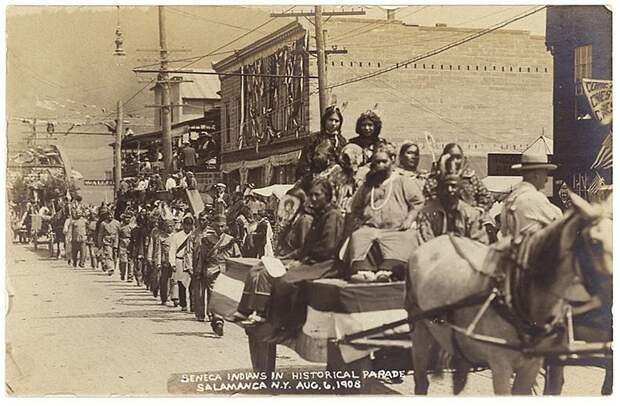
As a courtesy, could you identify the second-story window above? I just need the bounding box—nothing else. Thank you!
[574,44,592,94]
[574,44,593,120]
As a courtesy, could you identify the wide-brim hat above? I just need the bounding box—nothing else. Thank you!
[511,152,557,171]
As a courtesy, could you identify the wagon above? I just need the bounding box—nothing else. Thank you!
[210,258,612,394]
[209,258,412,379]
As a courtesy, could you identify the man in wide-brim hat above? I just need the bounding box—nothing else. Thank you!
[499,151,562,242]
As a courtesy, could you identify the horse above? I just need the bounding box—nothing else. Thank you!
[406,192,612,395]
[543,195,613,395]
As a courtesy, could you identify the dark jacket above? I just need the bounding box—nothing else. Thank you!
[296,131,348,179]
[299,204,344,263]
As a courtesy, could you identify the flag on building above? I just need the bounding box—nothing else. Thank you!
[581,79,612,126]
[587,172,605,200]
[590,131,612,170]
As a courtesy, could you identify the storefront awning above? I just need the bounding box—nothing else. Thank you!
[252,184,294,200]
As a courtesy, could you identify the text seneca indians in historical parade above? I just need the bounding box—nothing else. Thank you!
[4,3,613,397]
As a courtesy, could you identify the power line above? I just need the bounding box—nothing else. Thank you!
[334,7,526,51]
[119,6,298,125]
[167,6,272,34]
[327,6,546,91]
[339,62,480,139]
[133,5,297,71]
[332,5,431,43]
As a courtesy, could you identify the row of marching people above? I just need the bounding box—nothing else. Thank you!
[93,202,243,337]
[224,106,561,338]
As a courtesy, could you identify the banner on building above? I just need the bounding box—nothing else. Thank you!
[84,179,114,186]
[581,79,612,125]
[240,36,306,149]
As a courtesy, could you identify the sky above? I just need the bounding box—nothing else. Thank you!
[3,4,551,181]
[4,4,547,122]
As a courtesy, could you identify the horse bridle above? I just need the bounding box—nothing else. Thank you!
[503,212,611,346]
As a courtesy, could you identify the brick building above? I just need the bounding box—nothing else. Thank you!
[545,6,612,203]
[213,14,553,188]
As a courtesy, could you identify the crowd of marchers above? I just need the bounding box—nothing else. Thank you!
[8,105,562,338]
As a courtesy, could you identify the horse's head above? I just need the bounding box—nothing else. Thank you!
[521,192,612,334]
[569,192,613,301]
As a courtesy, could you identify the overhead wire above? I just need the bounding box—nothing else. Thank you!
[167,6,272,34]
[326,6,547,91]
[331,5,431,43]
[334,6,527,52]
[118,5,298,120]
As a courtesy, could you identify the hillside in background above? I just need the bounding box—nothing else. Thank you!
[6,5,290,183]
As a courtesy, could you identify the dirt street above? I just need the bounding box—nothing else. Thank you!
[5,244,607,396]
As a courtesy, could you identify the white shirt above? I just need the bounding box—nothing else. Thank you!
[165,177,177,191]
[168,230,190,267]
[499,181,562,242]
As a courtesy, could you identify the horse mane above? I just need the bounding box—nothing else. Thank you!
[525,212,576,278]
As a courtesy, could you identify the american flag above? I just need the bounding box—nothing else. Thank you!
[588,172,605,199]
[591,132,613,170]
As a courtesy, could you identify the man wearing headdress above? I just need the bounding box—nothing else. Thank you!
[69,208,88,268]
[129,210,149,286]
[96,208,118,275]
[152,217,175,305]
[346,143,425,282]
[168,214,195,312]
[188,210,212,321]
[118,211,134,281]
[145,208,162,293]
[416,155,488,244]
[423,143,492,211]
[195,213,241,335]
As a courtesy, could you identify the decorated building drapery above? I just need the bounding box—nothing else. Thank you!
[580,79,613,202]
[238,37,306,150]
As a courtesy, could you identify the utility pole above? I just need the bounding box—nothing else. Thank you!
[314,6,328,114]
[114,100,123,196]
[159,5,173,175]
[271,7,363,116]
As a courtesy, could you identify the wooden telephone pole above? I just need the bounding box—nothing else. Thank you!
[159,6,173,175]
[114,100,123,195]
[270,7,364,115]
[314,6,328,114]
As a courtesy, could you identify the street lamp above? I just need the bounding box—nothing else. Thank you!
[113,6,126,66]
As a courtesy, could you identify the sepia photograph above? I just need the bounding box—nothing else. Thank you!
[3,2,613,397]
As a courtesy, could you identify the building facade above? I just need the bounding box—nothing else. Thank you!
[214,14,554,188]
[152,71,221,128]
[546,5,612,203]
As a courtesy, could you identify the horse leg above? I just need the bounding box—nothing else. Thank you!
[543,362,564,395]
[410,322,435,395]
[512,358,544,395]
[488,359,514,395]
[602,362,613,395]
